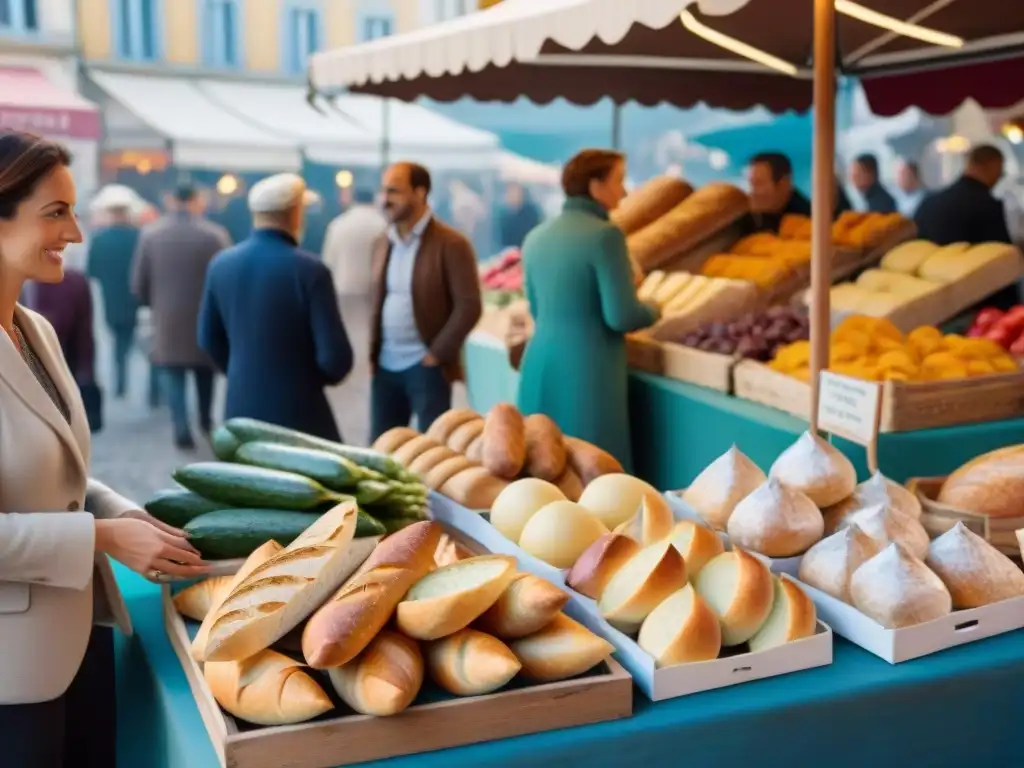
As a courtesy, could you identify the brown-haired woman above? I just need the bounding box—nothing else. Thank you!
[516,149,658,472]
[0,131,210,766]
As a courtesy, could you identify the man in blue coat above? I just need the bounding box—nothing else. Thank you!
[198,173,353,441]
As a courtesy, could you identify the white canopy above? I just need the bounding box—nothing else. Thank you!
[499,151,561,186]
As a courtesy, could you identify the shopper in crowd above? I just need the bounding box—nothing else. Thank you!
[498,182,542,249]
[199,173,353,441]
[743,152,810,233]
[849,153,898,213]
[369,162,482,440]
[0,129,207,767]
[322,187,387,299]
[896,159,927,217]
[133,184,231,449]
[516,149,658,472]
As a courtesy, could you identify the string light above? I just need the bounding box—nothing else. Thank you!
[835,1,964,49]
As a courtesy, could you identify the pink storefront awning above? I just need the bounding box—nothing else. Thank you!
[0,67,101,141]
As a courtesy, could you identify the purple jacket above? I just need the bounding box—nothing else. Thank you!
[23,269,96,384]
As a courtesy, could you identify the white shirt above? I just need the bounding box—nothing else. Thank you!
[379,212,432,372]
[322,205,388,296]
[899,188,927,218]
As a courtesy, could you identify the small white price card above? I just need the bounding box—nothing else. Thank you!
[817,371,882,445]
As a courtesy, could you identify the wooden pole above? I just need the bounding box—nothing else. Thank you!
[611,103,622,149]
[809,0,837,433]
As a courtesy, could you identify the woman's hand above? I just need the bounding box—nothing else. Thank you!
[120,507,190,538]
[95,518,210,581]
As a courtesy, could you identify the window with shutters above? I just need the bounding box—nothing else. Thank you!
[358,0,394,41]
[202,0,242,68]
[112,0,162,61]
[0,0,39,34]
[283,1,322,75]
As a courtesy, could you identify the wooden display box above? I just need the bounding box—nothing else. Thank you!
[164,588,633,768]
[660,342,735,391]
[626,332,663,374]
[733,359,1024,432]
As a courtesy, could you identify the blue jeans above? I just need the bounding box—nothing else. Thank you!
[370,362,451,442]
[109,325,134,398]
[161,366,214,442]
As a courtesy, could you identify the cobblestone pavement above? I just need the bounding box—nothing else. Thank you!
[88,294,468,505]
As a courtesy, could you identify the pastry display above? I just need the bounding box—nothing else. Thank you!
[577,472,668,530]
[747,575,817,652]
[567,533,642,600]
[635,272,760,341]
[830,211,911,250]
[925,523,1024,608]
[694,550,777,646]
[328,631,425,717]
[769,431,857,508]
[598,540,688,634]
[425,629,521,696]
[797,525,882,602]
[841,503,930,560]
[475,573,570,639]
[637,584,722,666]
[937,445,1024,518]
[823,471,922,532]
[681,445,767,530]
[518,500,610,568]
[613,494,676,545]
[509,613,616,682]
[666,520,725,579]
[664,306,809,360]
[490,478,566,543]
[726,478,824,558]
[849,543,953,629]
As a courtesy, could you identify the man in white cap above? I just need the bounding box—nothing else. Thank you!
[198,173,353,440]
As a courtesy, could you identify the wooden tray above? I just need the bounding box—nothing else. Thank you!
[660,342,736,391]
[906,476,1024,558]
[627,332,664,374]
[733,359,1024,432]
[830,220,918,284]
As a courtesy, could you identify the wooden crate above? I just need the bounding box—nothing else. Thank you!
[733,360,1024,432]
[660,342,736,391]
[627,333,664,374]
[830,220,918,284]
[906,476,1024,558]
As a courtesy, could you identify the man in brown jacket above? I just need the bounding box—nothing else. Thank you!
[369,162,482,440]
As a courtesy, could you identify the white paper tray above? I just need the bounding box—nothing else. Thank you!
[429,492,834,701]
[794,578,1024,663]
[664,492,804,577]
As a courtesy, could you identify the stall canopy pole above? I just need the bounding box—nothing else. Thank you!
[611,103,622,149]
[381,98,392,171]
[809,0,837,434]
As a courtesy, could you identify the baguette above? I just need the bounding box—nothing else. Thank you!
[426,408,480,444]
[440,466,508,509]
[425,628,521,696]
[371,427,420,455]
[328,630,424,716]
[201,502,372,662]
[553,467,584,501]
[393,434,442,467]
[396,555,517,640]
[475,573,569,639]
[465,436,483,463]
[611,176,695,235]
[510,613,614,682]
[523,414,567,481]
[424,455,477,490]
[302,521,442,668]
[564,437,624,485]
[205,649,333,726]
[408,445,460,476]
[434,533,473,568]
[173,575,232,621]
[448,419,485,454]
[481,403,526,479]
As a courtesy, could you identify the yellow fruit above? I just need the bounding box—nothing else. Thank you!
[966,359,996,377]
[992,355,1019,373]
[873,336,905,354]
[791,366,811,382]
[829,341,862,364]
[876,350,917,375]
[907,326,943,357]
[880,369,912,382]
[773,340,811,371]
[962,338,1005,359]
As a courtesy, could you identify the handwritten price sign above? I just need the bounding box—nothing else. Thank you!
[817,371,882,446]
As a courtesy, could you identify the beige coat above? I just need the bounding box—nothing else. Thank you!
[0,305,135,705]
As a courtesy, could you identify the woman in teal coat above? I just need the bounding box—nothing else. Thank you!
[518,150,659,473]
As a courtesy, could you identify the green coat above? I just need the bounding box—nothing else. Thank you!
[517,197,658,473]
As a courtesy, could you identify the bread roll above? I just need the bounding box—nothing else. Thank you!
[824,472,921,527]
[850,543,952,629]
[843,502,930,560]
[481,403,526,479]
[397,555,517,640]
[694,550,775,646]
[727,478,824,558]
[637,584,721,666]
[173,575,231,621]
[682,445,767,531]
[201,502,369,662]
[637,270,666,302]
[425,628,521,696]
[937,446,1024,518]
[434,533,473,568]
[372,427,420,455]
[205,649,333,726]
[564,437,624,485]
[426,408,480,444]
[476,573,569,639]
[553,466,584,501]
[518,500,609,568]
[448,419,485,454]
[440,466,509,509]
[599,540,687,634]
[925,522,1024,608]
[424,455,476,490]
[611,176,694,235]
[667,520,724,580]
[578,473,662,530]
[613,494,675,546]
[748,575,816,652]
[408,445,460,477]
[302,521,442,668]
[510,613,613,682]
[393,434,443,467]
[797,524,881,603]
[465,436,483,463]
[490,478,565,543]
[328,630,423,716]
[566,533,640,599]
[769,431,857,508]
[523,414,567,481]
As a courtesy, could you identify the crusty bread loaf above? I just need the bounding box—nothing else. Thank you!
[567,533,640,599]
[797,524,881,603]
[205,649,333,726]
[481,403,527,479]
[371,427,420,455]
[465,435,483,462]
[564,437,623,485]
[448,418,485,454]
[396,555,517,640]
[937,446,1024,518]
[393,435,443,467]
[475,573,569,639]
[611,176,695,235]
[173,575,232,621]
[424,456,477,490]
[748,575,816,652]
[511,613,614,682]
[425,628,521,696]
[925,522,1024,608]
[523,414,567,481]
[440,466,509,509]
[637,584,721,667]
[201,502,372,662]
[302,521,442,668]
[328,630,424,717]
[553,466,584,502]
[694,549,775,646]
[667,520,724,581]
[426,408,480,444]
[598,540,688,634]
[191,540,283,660]
[408,445,460,477]
[851,543,952,629]
[434,533,473,568]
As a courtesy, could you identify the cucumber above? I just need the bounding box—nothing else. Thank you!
[144,488,223,528]
[355,480,393,506]
[234,441,366,490]
[172,462,343,511]
[380,515,424,535]
[211,426,241,460]
[184,508,386,559]
[223,418,406,480]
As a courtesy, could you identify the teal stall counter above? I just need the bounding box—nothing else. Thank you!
[463,332,1024,489]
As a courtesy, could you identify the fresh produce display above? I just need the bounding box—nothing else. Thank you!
[635,271,758,340]
[670,306,809,360]
[769,315,1018,383]
[481,248,524,308]
[967,305,1024,353]
[830,211,911,250]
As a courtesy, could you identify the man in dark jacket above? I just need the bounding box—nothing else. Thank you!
[850,153,898,213]
[198,173,353,441]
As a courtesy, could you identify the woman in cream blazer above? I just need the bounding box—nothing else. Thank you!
[0,131,209,767]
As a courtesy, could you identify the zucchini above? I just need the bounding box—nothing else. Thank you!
[223,418,406,480]
[144,488,223,528]
[234,441,365,490]
[172,462,343,511]
[380,515,424,535]
[211,426,241,460]
[184,508,386,559]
